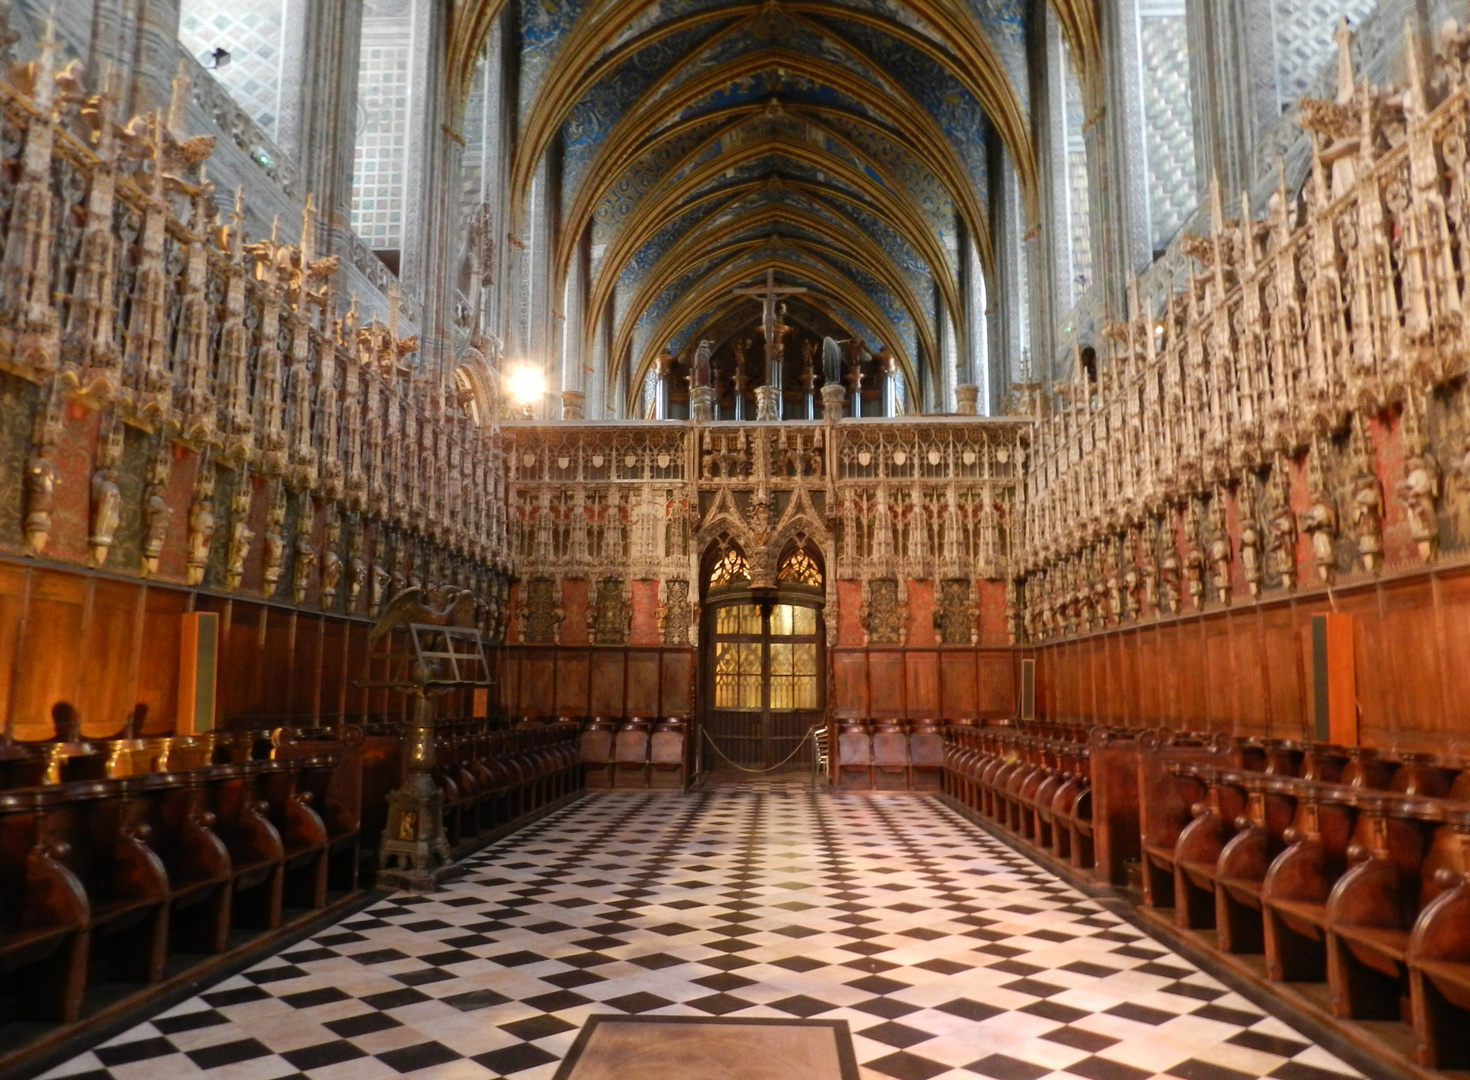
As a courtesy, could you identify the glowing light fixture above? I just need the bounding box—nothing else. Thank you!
[507,363,546,418]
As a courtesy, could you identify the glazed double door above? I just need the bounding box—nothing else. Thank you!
[702,600,824,770]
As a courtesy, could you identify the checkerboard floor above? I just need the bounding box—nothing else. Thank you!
[40,790,1364,1080]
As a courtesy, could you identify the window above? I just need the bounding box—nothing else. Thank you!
[711,603,820,711]
[777,547,823,587]
[178,0,284,138]
[352,0,413,250]
[1139,0,1198,251]
[708,548,750,588]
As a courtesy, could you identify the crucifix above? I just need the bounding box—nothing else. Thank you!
[732,270,806,416]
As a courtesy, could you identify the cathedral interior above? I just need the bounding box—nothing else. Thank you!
[4,0,1470,1078]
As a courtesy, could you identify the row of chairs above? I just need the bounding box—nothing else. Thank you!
[943,722,1096,868]
[579,718,690,790]
[1,730,359,1025]
[1138,736,1470,1069]
[430,718,583,841]
[835,720,946,791]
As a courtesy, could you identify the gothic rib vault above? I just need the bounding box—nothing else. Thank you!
[447,0,1070,411]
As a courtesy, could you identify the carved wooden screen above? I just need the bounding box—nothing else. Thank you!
[703,599,823,770]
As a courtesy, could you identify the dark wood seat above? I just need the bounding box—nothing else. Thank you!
[0,787,90,1023]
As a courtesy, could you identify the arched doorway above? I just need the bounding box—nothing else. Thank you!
[700,537,825,771]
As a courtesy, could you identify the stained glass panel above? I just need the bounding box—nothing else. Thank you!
[778,547,823,586]
[709,548,751,587]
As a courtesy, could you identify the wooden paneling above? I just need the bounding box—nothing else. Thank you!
[1030,568,1468,753]
[13,571,87,739]
[136,587,187,733]
[904,651,939,715]
[661,651,693,717]
[869,651,905,715]
[1437,574,1470,753]
[520,651,556,716]
[976,653,1013,718]
[589,651,625,716]
[496,645,696,720]
[626,650,661,715]
[939,651,978,718]
[0,563,26,736]
[832,652,868,718]
[556,650,591,716]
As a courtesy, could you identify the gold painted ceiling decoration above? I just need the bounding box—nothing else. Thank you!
[446,0,1092,411]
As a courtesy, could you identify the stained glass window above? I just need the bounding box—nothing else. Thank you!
[778,547,823,587]
[709,548,751,587]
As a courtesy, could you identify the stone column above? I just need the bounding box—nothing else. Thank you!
[989,140,1027,410]
[560,225,588,416]
[1093,0,1152,311]
[691,386,715,423]
[653,354,672,420]
[87,0,141,97]
[1187,0,1278,197]
[561,390,585,420]
[1027,7,1070,382]
[955,385,979,415]
[276,0,363,258]
[401,0,455,376]
[127,0,181,116]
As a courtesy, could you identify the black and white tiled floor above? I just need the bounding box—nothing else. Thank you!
[42,786,1363,1080]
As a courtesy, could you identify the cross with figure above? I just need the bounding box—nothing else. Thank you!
[732,269,807,388]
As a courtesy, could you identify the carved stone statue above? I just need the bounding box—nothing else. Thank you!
[1182,504,1206,610]
[292,516,317,605]
[186,497,216,586]
[1350,472,1385,574]
[262,487,287,597]
[1397,452,1442,562]
[321,509,342,610]
[225,485,254,592]
[24,442,58,555]
[89,466,121,566]
[1299,486,1339,583]
[1239,515,1263,598]
[692,339,713,388]
[141,483,172,576]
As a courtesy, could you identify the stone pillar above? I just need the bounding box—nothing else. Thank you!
[691,386,715,423]
[1093,0,1152,311]
[87,0,141,100]
[955,385,979,416]
[989,140,1027,410]
[561,390,585,420]
[561,225,589,407]
[1187,0,1277,197]
[1027,7,1070,381]
[820,382,846,422]
[277,0,363,259]
[653,354,671,420]
[128,0,181,116]
[755,384,779,422]
[879,356,897,417]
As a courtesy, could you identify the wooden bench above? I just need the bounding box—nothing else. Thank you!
[0,786,89,1022]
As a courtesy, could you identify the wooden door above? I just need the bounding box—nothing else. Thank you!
[703,599,824,769]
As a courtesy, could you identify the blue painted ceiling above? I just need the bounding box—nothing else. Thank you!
[511,0,1030,402]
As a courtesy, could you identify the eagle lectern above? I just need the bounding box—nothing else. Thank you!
[365,588,493,891]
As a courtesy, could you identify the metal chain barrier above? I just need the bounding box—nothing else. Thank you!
[700,725,821,774]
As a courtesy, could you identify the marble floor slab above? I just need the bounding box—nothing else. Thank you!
[39,785,1366,1080]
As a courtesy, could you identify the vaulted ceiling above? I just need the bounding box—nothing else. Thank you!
[447,0,1101,408]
